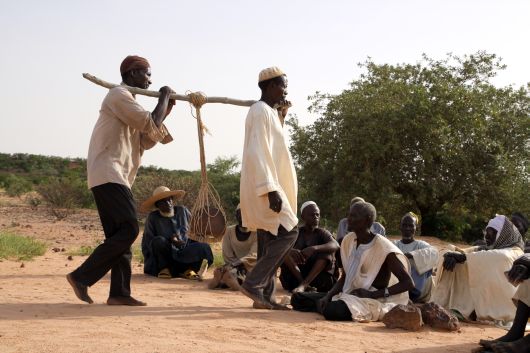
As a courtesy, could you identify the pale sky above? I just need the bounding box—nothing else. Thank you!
[1,0,528,171]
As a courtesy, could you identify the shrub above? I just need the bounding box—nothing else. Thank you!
[36,177,94,210]
[0,174,33,197]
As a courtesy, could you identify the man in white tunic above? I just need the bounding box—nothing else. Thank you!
[432,215,524,324]
[393,212,438,303]
[239,67,298,310]
[291,202,414,321]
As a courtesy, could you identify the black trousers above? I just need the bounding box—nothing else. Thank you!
[291,292,352,321]
[72,183,139,297]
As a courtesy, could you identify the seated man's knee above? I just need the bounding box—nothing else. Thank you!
[323,300,352,321]
[151,236,170,250]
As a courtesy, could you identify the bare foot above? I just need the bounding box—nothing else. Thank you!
[107,296,147,306]
[240,285,272,309]
[291,284,306,294]
[66,273,93,304]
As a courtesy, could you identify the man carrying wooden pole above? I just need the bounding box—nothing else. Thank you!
[67,55,175,306]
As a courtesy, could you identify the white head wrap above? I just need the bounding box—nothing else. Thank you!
[487,214,506,239]
[300,201,317,215]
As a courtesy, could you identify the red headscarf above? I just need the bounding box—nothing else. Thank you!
[120,55,150,76]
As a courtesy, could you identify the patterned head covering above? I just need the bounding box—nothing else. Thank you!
[489,215,524,250]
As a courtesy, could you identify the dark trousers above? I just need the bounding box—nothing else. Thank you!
[243,225,298,300]
[72,183,139,297]
[150,236,213,277]
[291,292,352,321]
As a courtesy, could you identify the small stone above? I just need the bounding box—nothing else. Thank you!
[419,302,460,331]
[61,248,65,252]
[20,263,25,268]
[67,255,73,261]
[52,247,61,252]
[383,304,423,331]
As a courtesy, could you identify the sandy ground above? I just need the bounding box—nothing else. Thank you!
[0,193,505,353]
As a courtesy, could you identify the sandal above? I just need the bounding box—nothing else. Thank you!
[181,269,201,281]
[157,268,171,279]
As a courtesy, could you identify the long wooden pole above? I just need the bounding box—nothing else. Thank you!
[82,73,257,107]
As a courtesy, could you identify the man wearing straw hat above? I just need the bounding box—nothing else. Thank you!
[140,186,213,280]
[66,55,175,306]
[239,66,298,310]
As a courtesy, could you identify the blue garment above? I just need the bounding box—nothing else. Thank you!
[141,206,213,276]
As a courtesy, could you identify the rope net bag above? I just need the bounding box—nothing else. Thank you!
[187,92,227,242]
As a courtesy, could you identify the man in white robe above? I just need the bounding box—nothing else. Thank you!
[291,202,414,322]
[393,212,438,303]
[432,215,524,325]
[239,67,298,310]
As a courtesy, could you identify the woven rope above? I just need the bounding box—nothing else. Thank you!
[187,91,226,242]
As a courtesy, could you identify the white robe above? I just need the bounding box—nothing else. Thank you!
[394,239,439,302]
[431,246,523,324]
[239,102,298,235]
[333,233,410,322]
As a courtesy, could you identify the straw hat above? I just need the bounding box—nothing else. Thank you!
[140,186,185,213]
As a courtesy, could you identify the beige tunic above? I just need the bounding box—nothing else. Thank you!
[431,246,523,324]
[87,86,172,189]
[222,225,258,268]
[240,101,298,235]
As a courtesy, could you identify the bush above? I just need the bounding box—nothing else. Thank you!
[132,173,200,215]
[0,232,47,260]
[36,177,94,210]
[0,174,33,197]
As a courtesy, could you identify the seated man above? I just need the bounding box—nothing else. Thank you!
[280,201,339,293]
[141,186,213,280]
[431,215,524,324]
[393,212,438,303]
[479,253,530,352]
[511,212,529,253]
[291,201,414,322]
[336,197,385,243]
[209,204,258,290]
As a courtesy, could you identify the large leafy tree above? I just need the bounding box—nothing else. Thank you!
[289,52,529,238]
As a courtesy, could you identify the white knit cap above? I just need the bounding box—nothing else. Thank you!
[487,214,506,239]
[300,201,317,214]
[258,66,285,82]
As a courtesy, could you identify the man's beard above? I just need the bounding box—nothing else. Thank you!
[159,208,174,218]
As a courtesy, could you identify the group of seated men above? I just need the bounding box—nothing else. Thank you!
[139,186,530,350]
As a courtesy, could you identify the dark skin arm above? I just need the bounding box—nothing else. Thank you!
[151,86,174,127]
[268,191,282,213]
[283,255,305,283]
[442,252,467,271]
[317,275,345,314]
[350,253,414,299]
[301,239,339,259]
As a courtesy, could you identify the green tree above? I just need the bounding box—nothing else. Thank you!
[289,52,529,239]
[207,156,241,223]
